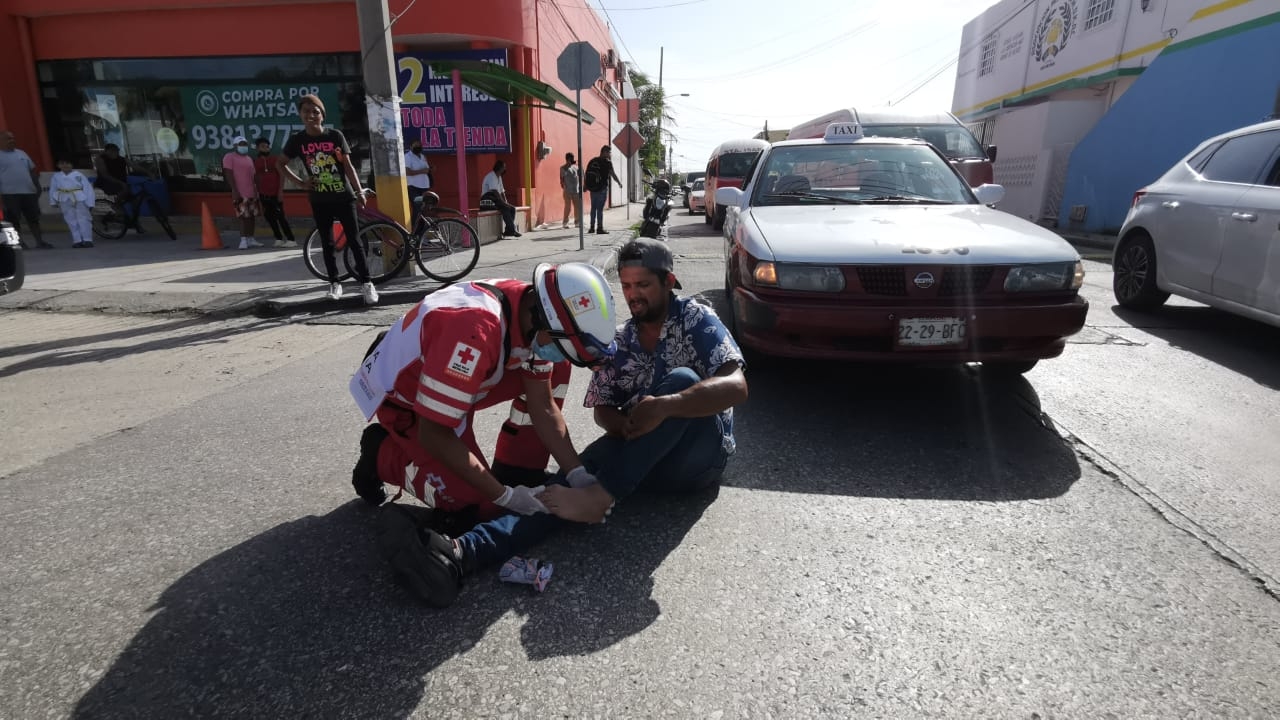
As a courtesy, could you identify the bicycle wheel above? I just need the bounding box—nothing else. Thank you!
[415,217,480,283]
[92,206,128,240]
[303,227,353,282]
[342,222,411,285]
[148,198,177,240]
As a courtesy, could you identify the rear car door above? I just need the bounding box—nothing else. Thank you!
[1160,132,1271,294]
[1213,133,1280,315]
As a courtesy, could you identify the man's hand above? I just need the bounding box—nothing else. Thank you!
[495,485,549,515]
[623,395,670,439]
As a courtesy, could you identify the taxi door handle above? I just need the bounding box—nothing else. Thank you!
[1160,201,1180,209]
[1231,212,1257,222]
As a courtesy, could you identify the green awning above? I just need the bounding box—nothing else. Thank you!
[426,59,596,124]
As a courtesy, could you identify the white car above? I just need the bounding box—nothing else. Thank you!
[688,178,706,215]
[718,122,1088,374]
[1113,119,1280,327]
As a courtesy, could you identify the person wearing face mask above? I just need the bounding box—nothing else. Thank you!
[222,136,260,250]
[252,137,295,248]
[403,138,432,219]
[347,263,618,586]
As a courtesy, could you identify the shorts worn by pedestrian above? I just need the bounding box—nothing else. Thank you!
[387,240,749,607]
[347,264,620,606]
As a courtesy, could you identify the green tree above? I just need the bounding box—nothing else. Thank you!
[628,68,673,174]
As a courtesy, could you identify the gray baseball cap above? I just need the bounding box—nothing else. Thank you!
[617,238,682,289]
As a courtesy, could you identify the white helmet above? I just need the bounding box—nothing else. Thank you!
[533,262,618,367]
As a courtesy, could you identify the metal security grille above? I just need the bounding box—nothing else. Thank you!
[856,266,907,296]
[979,35,998,77]
[939,267,995,297]
[1085,0,1116,30]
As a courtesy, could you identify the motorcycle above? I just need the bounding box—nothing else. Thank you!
[638,175,673,241]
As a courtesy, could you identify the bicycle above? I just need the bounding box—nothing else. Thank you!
[91,180,177,241]
[301,190,480,285]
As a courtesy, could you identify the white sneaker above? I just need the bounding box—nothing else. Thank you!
[237,237,249,250]
[361,282,379,305]
[273,239,287,248]
[247,238,264,248]
[327,282,343,300]
[281,240,298,249]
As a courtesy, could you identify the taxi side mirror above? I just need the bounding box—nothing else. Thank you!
[973,183,1005,206]
[716,187,744,208]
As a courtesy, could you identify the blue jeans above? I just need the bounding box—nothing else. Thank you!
[589,190,607,228]
[457,368,728,570]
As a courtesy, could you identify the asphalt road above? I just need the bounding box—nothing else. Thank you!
[1,209,1278,718]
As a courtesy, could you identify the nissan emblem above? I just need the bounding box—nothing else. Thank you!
[913,272,935,289]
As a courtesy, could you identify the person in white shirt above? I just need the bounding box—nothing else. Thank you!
[404,140,431,220]
[480,160,520,238]
[48,158,96,248]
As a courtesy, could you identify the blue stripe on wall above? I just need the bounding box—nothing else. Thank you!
[1057,18,1280,233]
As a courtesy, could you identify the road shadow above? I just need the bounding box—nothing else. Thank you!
[693,289,1080,502]
[1114,304,1280,390]
[666,220,714,240]
[73,491,717,718]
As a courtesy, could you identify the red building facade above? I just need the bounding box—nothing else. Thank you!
[0,0,624,222]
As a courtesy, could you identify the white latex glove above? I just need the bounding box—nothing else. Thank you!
[565,466,597,489]
[495,485,549,515]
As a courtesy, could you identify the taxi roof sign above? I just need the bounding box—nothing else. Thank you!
[824,122,864,142]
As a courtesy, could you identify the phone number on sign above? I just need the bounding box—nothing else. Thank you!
[189,124,306,151]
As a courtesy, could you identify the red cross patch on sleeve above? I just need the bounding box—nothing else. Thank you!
[446,342,482,379]
[568,291,596,316]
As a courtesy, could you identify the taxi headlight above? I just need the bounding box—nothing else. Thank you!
[752,261,778,286]
[1004,262,1083,292]
[776,264,846,292]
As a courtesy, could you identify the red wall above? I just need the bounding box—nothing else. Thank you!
[3,0,619,221]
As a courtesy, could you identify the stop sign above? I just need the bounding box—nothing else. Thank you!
[613,125,645,157]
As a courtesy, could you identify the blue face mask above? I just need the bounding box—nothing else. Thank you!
[532,339,567,363]
[236,146,249,155]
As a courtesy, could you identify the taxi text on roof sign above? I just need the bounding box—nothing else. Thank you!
[823,122,864,142]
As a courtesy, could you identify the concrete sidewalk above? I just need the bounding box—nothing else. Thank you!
[1,203,644,317]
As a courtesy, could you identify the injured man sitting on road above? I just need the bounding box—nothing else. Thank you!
[353,239,749,607]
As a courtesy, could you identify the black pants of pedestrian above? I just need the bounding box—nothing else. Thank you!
[311,199,369,282]
[482,190,518,235]
[2,193,44,246]
[260,196,294,242]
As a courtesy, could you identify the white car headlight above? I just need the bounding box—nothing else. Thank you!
[756,263,845,292]
[1004,262,1084,292]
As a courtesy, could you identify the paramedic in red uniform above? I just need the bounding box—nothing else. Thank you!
[347,262,619,526]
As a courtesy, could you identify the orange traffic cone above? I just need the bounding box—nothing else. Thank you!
[200,202,224,250]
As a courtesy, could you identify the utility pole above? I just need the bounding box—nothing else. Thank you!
[356,0,410,226]
[655,46,664,172]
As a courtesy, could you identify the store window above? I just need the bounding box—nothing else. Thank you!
[38,54,367,193]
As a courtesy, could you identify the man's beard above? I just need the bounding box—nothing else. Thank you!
[629,298,666,323]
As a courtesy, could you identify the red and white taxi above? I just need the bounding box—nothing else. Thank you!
[719,122,1088,374]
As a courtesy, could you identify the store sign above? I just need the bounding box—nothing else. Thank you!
[180,83,341,173]
[396,49,511,154]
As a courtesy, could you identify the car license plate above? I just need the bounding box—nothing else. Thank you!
[2,227,18,244]
[897,317,965,347]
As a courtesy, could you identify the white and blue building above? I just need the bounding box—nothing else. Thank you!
[952,0,1280,233]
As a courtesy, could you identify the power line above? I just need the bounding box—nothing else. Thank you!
[666,20,878,83]
[588,0,643,75]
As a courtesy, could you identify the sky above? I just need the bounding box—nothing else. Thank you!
[589,0,1000,173]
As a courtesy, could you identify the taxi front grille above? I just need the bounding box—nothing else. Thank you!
[855,266,907,296]
[939,267,995,297]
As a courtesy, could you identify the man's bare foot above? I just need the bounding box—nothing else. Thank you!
[539,483,615,524]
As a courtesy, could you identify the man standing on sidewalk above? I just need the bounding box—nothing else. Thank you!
[404,139,432,217]
[584,145,621,235]
[0,130,52,249]
[223,136,261,250]
[253,137,295,248]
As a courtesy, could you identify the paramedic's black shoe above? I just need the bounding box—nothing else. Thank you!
[377,505,465,608]
[352,423,389,506]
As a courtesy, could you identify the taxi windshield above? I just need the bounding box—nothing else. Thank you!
[753,144,975,206]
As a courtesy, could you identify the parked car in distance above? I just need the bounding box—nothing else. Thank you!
[682,171,705,209]
[720,121,1088,375]
[0,208,23,296]
[688,178,707,215]
[1113,119,1280,328]
[787,108,996,187]
[705,139,770,231]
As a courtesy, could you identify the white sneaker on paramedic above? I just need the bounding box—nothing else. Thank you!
[361,282,379,305]
[327,282,343,301]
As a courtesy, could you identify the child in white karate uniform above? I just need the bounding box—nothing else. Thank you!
[49,159,96,248]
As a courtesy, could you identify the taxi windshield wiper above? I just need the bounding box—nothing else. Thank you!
[766,191,864,205]
[861,194,955,204]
